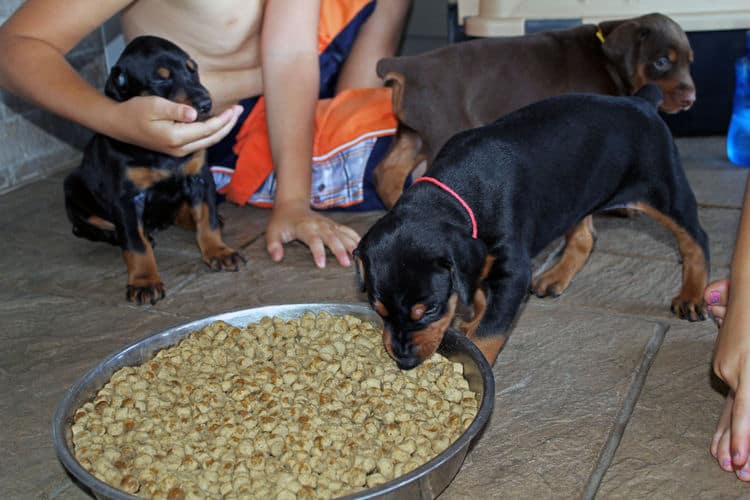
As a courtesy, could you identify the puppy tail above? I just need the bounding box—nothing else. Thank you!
[633,83,664,108]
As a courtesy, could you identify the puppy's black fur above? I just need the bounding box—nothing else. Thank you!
[64,36,244,305]
[355,84,709,368]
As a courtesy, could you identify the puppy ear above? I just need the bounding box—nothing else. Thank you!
[600,20,642,85]
[105,65,129,101]
[352,248,366,292]
[446,236,488,306]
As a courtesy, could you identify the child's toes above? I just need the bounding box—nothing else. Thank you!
[718,433,735,471]
[704,279,729,307]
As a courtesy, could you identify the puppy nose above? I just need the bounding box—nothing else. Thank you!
[391,338,422,369]
[396,356,421,370]
[195,97,212,116]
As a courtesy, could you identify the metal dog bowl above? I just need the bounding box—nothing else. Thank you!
[52,303,494,499]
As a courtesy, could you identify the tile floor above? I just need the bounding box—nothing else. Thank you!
[2,136,749,499]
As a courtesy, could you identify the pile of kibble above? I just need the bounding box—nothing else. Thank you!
[71,312,478,499]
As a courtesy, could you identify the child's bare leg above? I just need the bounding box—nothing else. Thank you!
[335,0,412,91]
[706,278,734,473]
[705,278,730,326]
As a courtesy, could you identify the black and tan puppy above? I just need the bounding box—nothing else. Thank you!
[375,13,696,209]
[64,36,244,305]
[355,84,708,369]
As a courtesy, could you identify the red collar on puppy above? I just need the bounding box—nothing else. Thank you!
[413,176,478,239]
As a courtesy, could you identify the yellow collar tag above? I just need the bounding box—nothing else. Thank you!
[596,28,605,43]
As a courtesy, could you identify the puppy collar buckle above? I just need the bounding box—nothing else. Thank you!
[413,176,478,239]
[596,28,605,43]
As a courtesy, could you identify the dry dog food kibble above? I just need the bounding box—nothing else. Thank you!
[71,312,479,499]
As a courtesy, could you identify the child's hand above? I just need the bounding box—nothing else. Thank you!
[265,200,360,268]
[108,97,242,156]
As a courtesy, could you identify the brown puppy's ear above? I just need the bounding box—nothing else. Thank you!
[600,19,646,88]
[353,249,366,292]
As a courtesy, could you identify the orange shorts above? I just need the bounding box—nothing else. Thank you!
[213,0,397,208]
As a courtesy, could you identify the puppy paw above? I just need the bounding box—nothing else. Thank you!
[126,280,166,305]
[203,248,246,272]
[671,295,708,322]
[530,272,570,298]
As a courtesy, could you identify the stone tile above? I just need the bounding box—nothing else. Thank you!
[154,236,367,318]
[442,304,663,498]
[687,166,749,209]
[0,219,215,308]
[588,207,739,272]
[0,171,75,235]
[596,320,749,498]
[0,113,88,193]
[532,249,705,323]
[0,292,188,500]
[3,135,748,499]
[676,136,733,169]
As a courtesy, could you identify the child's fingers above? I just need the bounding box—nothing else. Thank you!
[731,383,750,468]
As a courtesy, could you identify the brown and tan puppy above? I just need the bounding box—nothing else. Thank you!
[374,12,696,209]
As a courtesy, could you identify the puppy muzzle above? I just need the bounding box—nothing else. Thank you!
[382,324,444,370]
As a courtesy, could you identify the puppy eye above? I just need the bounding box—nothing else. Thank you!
[653,57,671,72]
[424,304,439,316]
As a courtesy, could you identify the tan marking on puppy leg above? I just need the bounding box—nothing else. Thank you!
[173,201,195,230]
[182,149,206,176]
[126,167,173,190]
[457,288,487,340]
[190,202,242,271]
[374,300,389,318]
[629,202,708,321]
[472,335,507,366]
[374,127,424,209]
[122,227,164,304]
[480,255,496,281]
[531,215,595,297]
[87,215,115,231]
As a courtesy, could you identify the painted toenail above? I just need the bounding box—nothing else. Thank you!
[723,459,733,467]
[710,291,721,304]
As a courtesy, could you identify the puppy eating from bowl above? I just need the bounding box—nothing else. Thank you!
[355,85,708,368]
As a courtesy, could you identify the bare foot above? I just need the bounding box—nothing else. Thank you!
[704,279,730,327]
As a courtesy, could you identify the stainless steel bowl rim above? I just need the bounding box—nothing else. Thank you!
[52,303,495,500]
